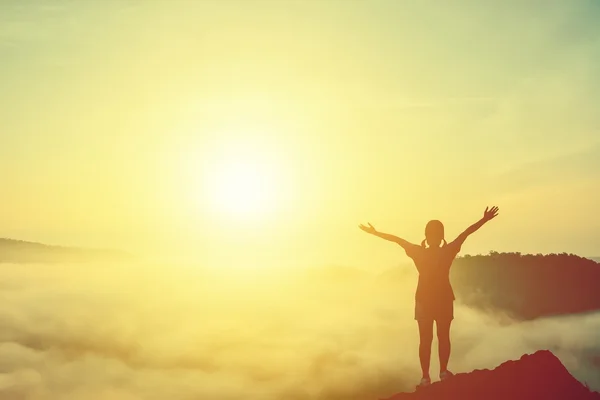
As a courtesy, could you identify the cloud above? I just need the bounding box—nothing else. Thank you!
[0,262,597,400]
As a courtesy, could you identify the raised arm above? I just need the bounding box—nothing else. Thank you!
[358,223,418,252]
[451,206,499,248]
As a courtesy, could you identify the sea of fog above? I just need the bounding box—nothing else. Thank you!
[0,262,598,400]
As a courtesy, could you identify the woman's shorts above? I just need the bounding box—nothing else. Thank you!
[414,300,454,322]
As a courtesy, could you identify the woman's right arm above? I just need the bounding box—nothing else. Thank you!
[358,223,419,255]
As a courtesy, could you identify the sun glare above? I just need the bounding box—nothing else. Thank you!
[209,159,277,217]
[192,134,289,223]
[174,113,297,226]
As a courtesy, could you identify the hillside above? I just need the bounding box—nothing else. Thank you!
[373,252,600,320]
[450,252,600,320]
[382,350,600,400]
[0,238,132,263]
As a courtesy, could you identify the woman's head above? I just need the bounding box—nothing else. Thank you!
[422,220,446,248]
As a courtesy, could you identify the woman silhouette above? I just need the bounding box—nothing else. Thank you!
[359,206,499,388]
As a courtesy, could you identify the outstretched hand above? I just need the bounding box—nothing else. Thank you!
[359,222,377,234]
[483,206,499,221]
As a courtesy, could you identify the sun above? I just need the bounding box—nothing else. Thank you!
[207,158,277,217]
[192,135,289,222]
[175,120,295,225]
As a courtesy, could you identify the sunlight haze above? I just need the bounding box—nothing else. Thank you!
[1,2,600,399]
[1,0,600,268]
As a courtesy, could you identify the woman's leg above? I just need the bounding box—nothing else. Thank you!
[436,318,452,374]
[417,319,434,379]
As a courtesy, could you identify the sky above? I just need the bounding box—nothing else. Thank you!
[1,0,600,269]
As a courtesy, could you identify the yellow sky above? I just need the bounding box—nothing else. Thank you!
[1,0,600,268]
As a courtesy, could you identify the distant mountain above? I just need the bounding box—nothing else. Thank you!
[377,252,600,320]
[450,252,600,320]
[382,350,600,400]
[0,238,133,264]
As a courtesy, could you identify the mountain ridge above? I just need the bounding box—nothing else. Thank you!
[0,237,132,263]
[382,350,600,400]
